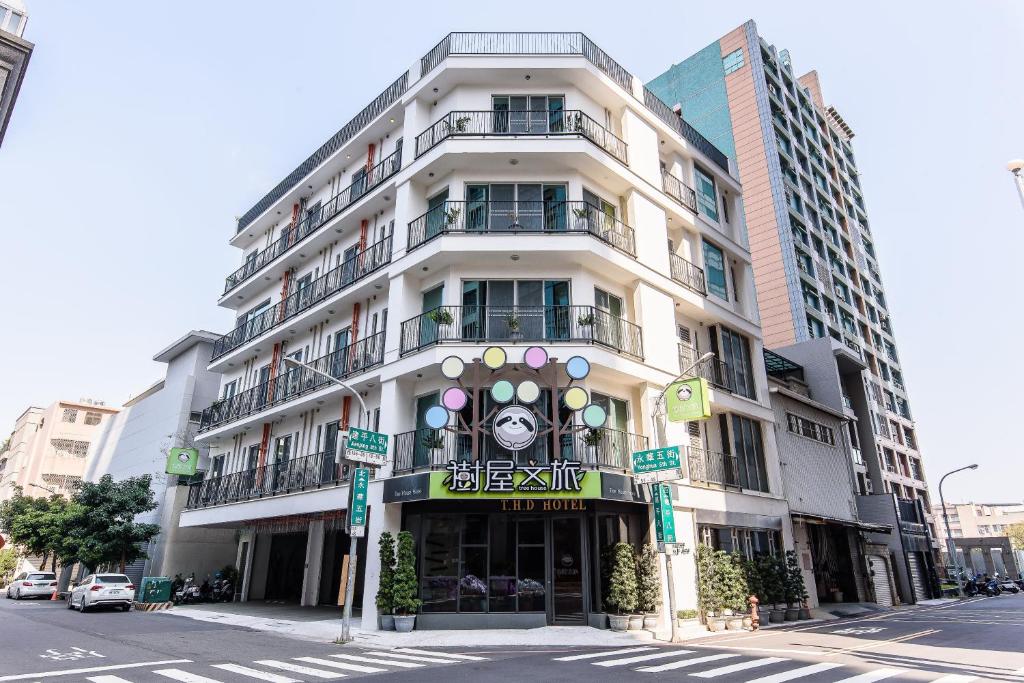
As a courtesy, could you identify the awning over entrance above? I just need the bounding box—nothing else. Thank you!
[791,511,892,535]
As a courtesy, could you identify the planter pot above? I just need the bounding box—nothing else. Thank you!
[798,608,812,620]
[784,608,799,622]
[628,615,644,630]
[722,608,734,617]
[643,615,659,630]
[706,617,726,632]
[394,615,416,633]
[608,614,630,632]
[379,615,395,631]
[725,616,745,630]
[742,616,753,629]
[677,618,698,629]
[769,608,786,623]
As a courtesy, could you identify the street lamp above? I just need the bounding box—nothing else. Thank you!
[649,351,714,644]
[281,356,369,642]
[938,463,978,598]
[1007,160,1024,211]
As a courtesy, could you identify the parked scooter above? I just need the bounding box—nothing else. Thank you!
[172,575,202,605]
[964,576,980,597]
[996,574,1020,594]
[982,574,1001,596]
[209,574,233,603]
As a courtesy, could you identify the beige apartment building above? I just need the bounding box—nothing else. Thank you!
[934,502,1024,539]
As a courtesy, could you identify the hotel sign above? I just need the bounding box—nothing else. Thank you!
[429,460,600,500]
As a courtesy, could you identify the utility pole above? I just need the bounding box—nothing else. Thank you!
[938,463,978,599]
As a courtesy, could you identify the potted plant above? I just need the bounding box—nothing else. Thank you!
[444,205,461,227]
[676,608,698,629]
[427,307,454,328]
[422,430,445,454]
[376,531,396,631]
[577,311,596,338]
[696,544,724,631]
[742,556,762,629]
[636,544,661,630]
[454,116,472,133]
[783,550,803,622]
[723,553,749,630]
[571,205,590,231]
[604,542,637,631]
[758,554,786,623]
[392,531,421,632]
[505,314,522,340]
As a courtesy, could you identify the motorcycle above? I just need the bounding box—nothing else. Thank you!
[983,576,1001,596]
[996,575,1020,594]
[172,575,202,605]
[964,577,980,597]
[209,577,233,603]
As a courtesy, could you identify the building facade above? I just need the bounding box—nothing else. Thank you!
[648,20,937,549]
[934,502,1024,540]
[84,331,237,587]
[0,0,31,147]
[181,32,794,629]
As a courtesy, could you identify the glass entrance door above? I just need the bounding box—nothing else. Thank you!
[550,517,585,624]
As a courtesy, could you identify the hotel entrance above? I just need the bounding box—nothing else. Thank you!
[551,516,584,624]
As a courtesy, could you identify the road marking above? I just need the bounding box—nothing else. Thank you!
[930,676,976,683]
[825,629,938,659]
[692,646,823,656]
[831,669,906,683]
[744,662,844,682]
[254,661,345,679]
[554,647,657,661]
[594,650,694,667]
[294,658,384,674]
[638,654,739,673]
[690,657,786,678]
[210,664,300,682]
[153,670,224,683]
[357,651,463,664]
[392,648,487,661]
[330,654,424,668]
[86,678,133,683]
[0,659,193,681]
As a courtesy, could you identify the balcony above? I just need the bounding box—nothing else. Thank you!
[414,110,628,165]
[212,236,392,360]
[687,446,740,488]
[185,450,349,510]
[224,150,401,296]
[199,332,385,433]
[661,170,697,212]
[392,425,647,475]
[678,344,736,393]
[400,305,643,360]
[407,200,635,255]
[669,253,707,295]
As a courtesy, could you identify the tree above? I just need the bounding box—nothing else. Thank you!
[784,550,808,607]
[722,552,750,613]
[0,488,80,570]
[635,543,661,614]
[391,530,421,616]
[743,555,763,605]
[605,542,638,615]
[69,475,160,572]
[1007,523,1024,550]
[696,543,721,615]
[0,548,18,586]
[756,553,785,608]
[375,531,396,615]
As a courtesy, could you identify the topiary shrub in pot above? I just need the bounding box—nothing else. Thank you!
[392,531,421,632]
[758,553,786,623]
[722,553,749,630]
[783,550,803,621]
[636,543,661,630]
[696,544,724,631]
[375,531,396,631]
[605,542,637,631]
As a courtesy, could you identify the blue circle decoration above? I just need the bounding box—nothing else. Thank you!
[565,356,590,380]
[425,405,449,429]
[582,403,607,429]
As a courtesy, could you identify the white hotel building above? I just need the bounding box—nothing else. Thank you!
[182,33,792,629]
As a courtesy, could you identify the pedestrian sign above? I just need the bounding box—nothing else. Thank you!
[631,445,684,484]
[653,483,676,546]
[666,377,711,423]
[349,467,370,535]
[346,427,389,466]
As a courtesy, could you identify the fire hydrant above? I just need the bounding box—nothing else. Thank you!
[748,595,760,631]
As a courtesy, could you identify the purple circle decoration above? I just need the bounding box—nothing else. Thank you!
[442,387,468,411]
[523,346,548,370]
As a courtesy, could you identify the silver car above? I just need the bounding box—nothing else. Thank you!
[5,571,57,599]
[67,574,134,612]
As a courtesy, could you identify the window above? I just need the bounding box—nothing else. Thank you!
[464,183,567,231]
[491,95,565,134]
[84,412,102,426]
[731,415,769,492]
[50,439,90,458]
[210,454,225,479]
[702,241,728,300]
[786,413,835,445]
[62,408,78,423]
[222,380,238,400]
[694,166,719,221]
[188,411,202,425]
[722,48,745,75]
[698,525,778,558]
[715,326,755,399]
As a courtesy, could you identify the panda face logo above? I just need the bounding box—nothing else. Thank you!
[493,405,538,451]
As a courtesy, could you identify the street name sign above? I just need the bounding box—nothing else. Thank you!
[348,467,370,537]
[346,427,389,466]
[631,445,684,484]
[653,483,677,547]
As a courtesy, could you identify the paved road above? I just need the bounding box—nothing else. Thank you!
[1,593,1023,682]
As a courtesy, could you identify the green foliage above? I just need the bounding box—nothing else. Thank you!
[70,475,160,572]
[723,553,750,612]
[756,553,786,607]
[376,531,396,614]
[743,556,763,603]
[605,542,638,614]
[391,530,421,615]
[695,545,750,614]
[0,487,81,569]
[677,608,698,619]
[635,543,661,613]
[0,548,18,586]
[695,544,720,614]
[1007,523,1024,550]
[784,550,808,606]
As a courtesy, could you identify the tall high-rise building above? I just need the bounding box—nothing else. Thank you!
[648,21,936,547]
[0,0,32,147]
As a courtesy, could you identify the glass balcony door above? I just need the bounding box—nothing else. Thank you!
[492,95,565,134]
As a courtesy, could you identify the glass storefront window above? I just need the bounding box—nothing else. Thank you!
[489,516,516,612]
[421,516,459,612]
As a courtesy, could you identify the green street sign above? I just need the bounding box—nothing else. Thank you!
[346,427,389,466]
[667,377,711,423]
[349,467,370,536]
[653,483,676,545]
[166,447,198,476]
[631,446,683,484]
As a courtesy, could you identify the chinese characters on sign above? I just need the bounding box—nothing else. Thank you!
[348,467,369,538]
[631,445,684,484]
[444,459,584,494]
[653,483,677,547]
[346,427,389,466]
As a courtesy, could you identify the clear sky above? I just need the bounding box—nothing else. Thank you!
[1,2,1021,503]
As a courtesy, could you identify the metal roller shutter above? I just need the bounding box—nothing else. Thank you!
[907,552,928,603]
[868,554,892,606]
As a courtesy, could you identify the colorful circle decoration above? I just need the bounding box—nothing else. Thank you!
[441,355,465,380]
[442,387,468,411]
[565,355,590,380]
[493,405,538,450]
[563,386,589,410]
[483,346,507,370]
[490,380,515,404]
[523,345,548,370]
[516,380,540,404]
[425,405,450,429]
[582,403,607,429]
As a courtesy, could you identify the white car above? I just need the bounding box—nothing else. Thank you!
[6,571,57,599]
[67,574,134,612]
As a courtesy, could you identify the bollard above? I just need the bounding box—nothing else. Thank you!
[748,595,760,631]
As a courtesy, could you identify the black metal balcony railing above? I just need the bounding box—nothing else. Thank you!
[669,253,706,295]
[661,169,697,213]
[414,110,628,164]
[407,200,636,255]
[185,450,351,509]
[687,446,740,488]
[200,332,385,432]
[400,305,643,360]
[225,150,402,295]
[677,344,736,393]
[393,425,647,475]
[212,236,393,360]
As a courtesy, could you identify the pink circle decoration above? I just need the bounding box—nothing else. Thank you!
[442,387,468,411]
[523,346,548,369]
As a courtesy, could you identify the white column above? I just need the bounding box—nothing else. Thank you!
[238,529,255,603]
[301,519,325,607]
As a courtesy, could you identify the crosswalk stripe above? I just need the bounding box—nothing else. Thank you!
[87,677,134,683]
[744,662,843,682]
[831,669,906,683]
[638,654,739,673]
[255,660,346,679]
[930,676,976,683]
[153,669,224,683]
[211,663,300,682]
[358,651,462,664]
[294,657,385,674]
[690,657,786,678]
[554,647,658,661]
[392,648,487,661]
[330,654,424,668]
[595,650,694,667]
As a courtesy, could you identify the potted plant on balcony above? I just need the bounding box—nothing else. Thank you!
[444,205,461,227]
[454,115,471,133]
[571,205,590,231]
[376,531,396,630]
[783,550,804,621]
[577,311,595,339]
[505,314,522,340]
[636,543,661,630]
[605,542,637,631]
[392,530,421,632]
[421,430,445,462]
[427,307,454,330]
